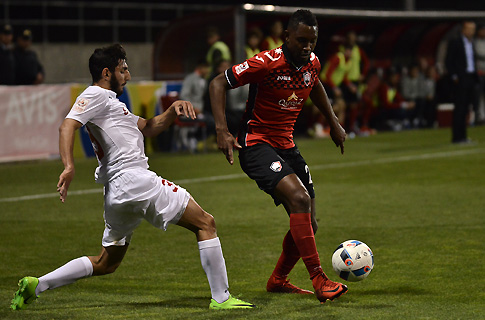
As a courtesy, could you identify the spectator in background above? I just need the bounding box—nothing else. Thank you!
[206,27,231,77]
[180,59,210,115]
[320,45,354,130]
[401,63,425,127]
[421,65,438,127]
[340,31,369,83]
[378,68,415,131]
[349,70,381,135]
[445,21,479,143]
[178,59,210,152]
[474,24,485,125]
[0,24,15,85]
[245,27,263,59]
[260,20,283,51]
[339,31,369,133]
[14,29,44,85]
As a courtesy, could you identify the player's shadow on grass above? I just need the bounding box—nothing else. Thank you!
[124,297,209,309]
[356,285,428,296]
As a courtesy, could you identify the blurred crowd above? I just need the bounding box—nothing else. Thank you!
[0,24,44,85]
[175,19,485,152]
[2,18,484,151]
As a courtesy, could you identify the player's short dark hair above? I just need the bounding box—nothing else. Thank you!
[89,43,127,83]
[287,9,318,31]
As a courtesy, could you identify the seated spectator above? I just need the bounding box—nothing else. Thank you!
[377,68,416,131]
[14,29,44,85]
[180,59,209,115]
[178,59,210,152]
[401,63,424,127]
[348,70,382,135]
[421,65,438,127]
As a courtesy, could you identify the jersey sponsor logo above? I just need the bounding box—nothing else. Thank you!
[255,55,264,63]
[235,61,249,75]
[303,71,311,86]
[277,75,292,81]
[122,106,129,115]
[270,161,282,172]
[278,91,304,110]
[73,98,89,113]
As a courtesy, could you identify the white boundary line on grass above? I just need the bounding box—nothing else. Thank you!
[1,148,483,203]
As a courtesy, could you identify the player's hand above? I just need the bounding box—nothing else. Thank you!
[172,100,196,120]
[57,168,75,203]
[216,129,241,165]
[330,122,346,154]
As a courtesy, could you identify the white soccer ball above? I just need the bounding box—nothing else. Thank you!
[332,240,374,282]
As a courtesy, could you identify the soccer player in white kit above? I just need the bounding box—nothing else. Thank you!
[11,44,254,311]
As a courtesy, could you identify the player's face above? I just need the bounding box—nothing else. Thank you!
[286,23,318,66]
[110,59,131,97]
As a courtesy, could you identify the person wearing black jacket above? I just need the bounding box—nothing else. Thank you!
[445,21,479,143]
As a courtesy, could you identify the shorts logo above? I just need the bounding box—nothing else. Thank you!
[73,98,89,113]
[303,71,311,86]
[270,161,282,172]
[235,61,249,75]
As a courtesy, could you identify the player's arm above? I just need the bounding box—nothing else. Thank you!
[137,100,196,138]
[209,72,241,165]
[57,118,83,203]
[310,80,346,154]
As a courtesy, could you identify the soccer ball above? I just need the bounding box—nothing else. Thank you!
[332,240,374,282]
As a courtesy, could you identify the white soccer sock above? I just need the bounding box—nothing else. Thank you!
[35,256,93,296]
[198,237,230,303]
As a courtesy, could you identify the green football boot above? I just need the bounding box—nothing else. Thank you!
[11,277,39,310]
[209,294,255,309]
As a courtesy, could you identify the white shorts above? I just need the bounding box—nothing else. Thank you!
[102,168,190,247]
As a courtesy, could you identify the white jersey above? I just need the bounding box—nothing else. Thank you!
[66,85,148,184]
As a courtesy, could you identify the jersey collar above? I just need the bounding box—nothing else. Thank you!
[282,43,310,71]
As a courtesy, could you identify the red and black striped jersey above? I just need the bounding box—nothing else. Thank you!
[225,43,321,149]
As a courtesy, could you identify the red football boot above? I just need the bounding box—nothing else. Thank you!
[312,273,348,303]
[267,274,313,295]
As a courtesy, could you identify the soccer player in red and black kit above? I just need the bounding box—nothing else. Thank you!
[210,10,347,303]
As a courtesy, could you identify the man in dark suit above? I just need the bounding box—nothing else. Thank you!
[445,21,478,143]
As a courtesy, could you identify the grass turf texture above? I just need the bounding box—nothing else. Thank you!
[1,127,484,319]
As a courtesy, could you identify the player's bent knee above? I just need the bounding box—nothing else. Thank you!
[288,190,311,213]
[200,211,217,235]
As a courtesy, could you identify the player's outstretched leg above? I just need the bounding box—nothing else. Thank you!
[11,247,127,310]
[177,197,255,309]
[11,256,94,311]
[11,277,39,310]
[266,230,313,295]
[274,174,348,303]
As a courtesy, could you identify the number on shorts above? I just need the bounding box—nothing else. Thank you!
[305,165,313,185]
[162,179,179,192]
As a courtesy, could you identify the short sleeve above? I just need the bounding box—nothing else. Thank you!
[66,90,108,125]
[225,52,269,89]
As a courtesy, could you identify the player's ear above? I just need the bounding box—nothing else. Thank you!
[102,68,110,80]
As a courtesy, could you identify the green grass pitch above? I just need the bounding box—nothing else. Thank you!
[1,127,484,319]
